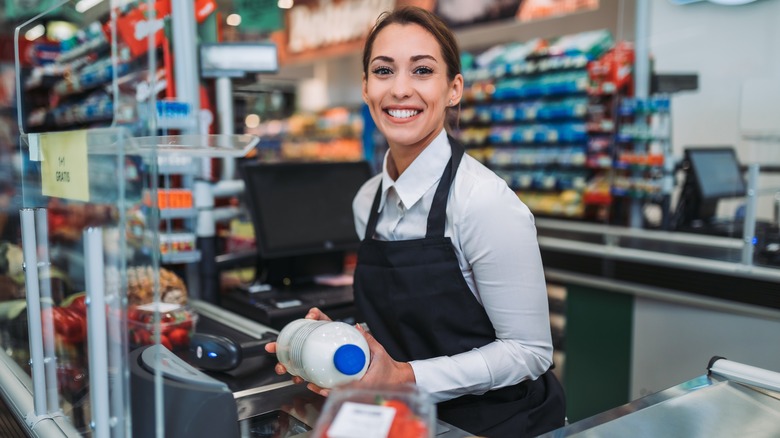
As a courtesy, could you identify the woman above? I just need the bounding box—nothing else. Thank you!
[268,6,565,436]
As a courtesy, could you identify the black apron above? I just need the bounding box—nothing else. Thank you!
[353,138,566,437]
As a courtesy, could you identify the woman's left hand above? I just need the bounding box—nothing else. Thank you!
[356,324,415,386]
[299,323,416,398]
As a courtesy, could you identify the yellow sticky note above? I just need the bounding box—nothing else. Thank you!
[41,130,90,202]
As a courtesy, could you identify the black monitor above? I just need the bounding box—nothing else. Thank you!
[240,160,372,286]
[672,147,746,230]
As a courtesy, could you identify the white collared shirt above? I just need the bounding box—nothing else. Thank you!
[353,129,553,403]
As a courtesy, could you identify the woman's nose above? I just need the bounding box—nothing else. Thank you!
[390,75,412,99]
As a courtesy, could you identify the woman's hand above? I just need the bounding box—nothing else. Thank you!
[356,324,415,386]
[264,307,333,387]
[304,307,332,322]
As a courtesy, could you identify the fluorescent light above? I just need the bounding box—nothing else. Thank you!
[25,25,45,41]
[278,0,294,9]
[709,0,757,4]
[226,14,241,27]
[75,0,103,13]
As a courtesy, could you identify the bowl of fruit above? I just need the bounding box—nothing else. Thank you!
[127,303,198,353]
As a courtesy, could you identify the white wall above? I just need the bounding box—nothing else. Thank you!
[649,0,780,219]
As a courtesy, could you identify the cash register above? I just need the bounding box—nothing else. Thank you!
[670,147,780,265]
[221,160,373,329]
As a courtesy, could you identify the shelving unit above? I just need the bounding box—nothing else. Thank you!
[610,95,673,226]
[20,15,152,135]
[144,153,201,265]
[17,1,227,298]
[457,30,663,226]
[458,30,615,219]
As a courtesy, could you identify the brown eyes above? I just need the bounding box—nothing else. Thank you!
[371,66,434,76]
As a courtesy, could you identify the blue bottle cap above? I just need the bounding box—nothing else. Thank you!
[333,344,366,376]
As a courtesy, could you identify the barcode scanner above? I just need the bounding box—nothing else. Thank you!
[189,332,276,372]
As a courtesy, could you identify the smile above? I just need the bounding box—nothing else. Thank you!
[386,109,420,119]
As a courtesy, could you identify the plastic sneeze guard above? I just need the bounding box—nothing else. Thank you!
[132,134,259,157]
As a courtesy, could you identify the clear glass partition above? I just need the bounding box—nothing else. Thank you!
[16,127,150,436]
[9,0,159,435]
[11,125,257,437]
[4,0,262,436]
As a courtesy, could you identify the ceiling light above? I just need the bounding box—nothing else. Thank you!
[245,114,261,128]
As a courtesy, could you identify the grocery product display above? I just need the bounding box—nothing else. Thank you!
[249,107,364,161]
[457,30,659,222]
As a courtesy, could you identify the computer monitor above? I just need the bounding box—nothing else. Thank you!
[240,160,372,286]
[672,147,746,229]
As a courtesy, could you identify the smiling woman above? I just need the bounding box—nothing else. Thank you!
[267,6,566,437]
[361,22,461,177]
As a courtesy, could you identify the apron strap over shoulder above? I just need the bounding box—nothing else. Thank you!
[364,181,383,240]
[426,137,465,238]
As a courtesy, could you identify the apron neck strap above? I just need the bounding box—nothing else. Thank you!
[363,137,466,240]
[426,137,464,238]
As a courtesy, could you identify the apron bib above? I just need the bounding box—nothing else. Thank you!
[353,138,565,437]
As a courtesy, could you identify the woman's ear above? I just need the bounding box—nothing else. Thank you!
[362,73,369,104]
[449,73,464,106]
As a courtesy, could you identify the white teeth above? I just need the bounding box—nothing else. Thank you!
[387,109,419,119]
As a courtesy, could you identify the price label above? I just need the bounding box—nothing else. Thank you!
[41,130,90,202]
[327,402,395,438]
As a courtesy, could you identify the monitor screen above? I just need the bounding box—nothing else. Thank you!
[687,147,746,200]
[240,160,372,260]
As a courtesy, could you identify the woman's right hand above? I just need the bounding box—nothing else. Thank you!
[264,307,332,382]
[303,307,332,322]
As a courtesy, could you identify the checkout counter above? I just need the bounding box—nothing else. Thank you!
[3,297,778,437]
[535,217,780,422]
[0,298,472,437]
[188,301,472,437]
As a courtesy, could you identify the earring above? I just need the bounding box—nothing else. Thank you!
[448,99,453,106]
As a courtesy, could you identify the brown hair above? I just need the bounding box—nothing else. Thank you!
[362,6,461,82]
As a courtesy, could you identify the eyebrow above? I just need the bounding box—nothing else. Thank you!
[370,54,439,64]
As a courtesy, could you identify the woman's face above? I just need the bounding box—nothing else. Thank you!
[362,23,463,151]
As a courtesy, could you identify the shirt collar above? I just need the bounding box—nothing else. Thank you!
[378,129,451,211]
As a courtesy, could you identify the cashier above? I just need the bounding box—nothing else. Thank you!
[268,6,565,437]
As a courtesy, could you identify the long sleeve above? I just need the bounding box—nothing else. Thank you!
[409,165,553,403]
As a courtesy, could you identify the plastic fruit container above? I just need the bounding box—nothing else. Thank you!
[127,303,198,352]
[312,383,435,438]
[275,319,369,389]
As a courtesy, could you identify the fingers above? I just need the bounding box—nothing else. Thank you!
[274,363,288,375]
[305,307,332,322]
[355,324,380,351]
[264,341,277,353]
[307,383,329,397]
